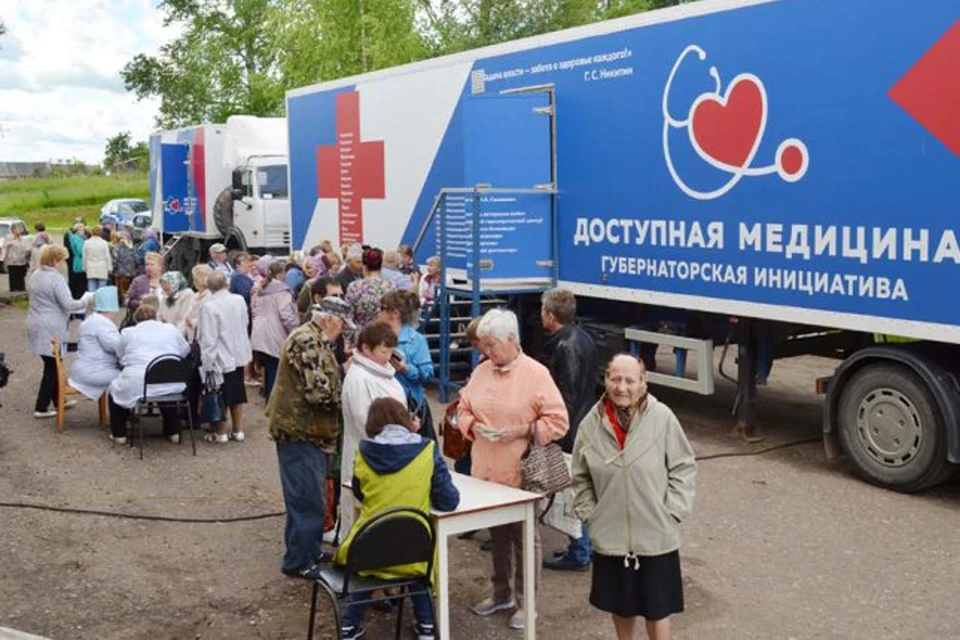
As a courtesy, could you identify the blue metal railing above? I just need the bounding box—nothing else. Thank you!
[416,186,557,401]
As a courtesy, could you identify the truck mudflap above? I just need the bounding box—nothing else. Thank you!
[823,345,960,465]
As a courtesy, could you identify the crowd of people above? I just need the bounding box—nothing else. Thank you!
[21,228,698,640]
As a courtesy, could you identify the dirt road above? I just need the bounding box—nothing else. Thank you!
[0,304,957,640]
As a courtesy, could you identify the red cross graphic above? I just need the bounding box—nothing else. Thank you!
[317,92,385,246]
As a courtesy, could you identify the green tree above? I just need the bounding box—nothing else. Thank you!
[268,0,425,89]
[435,0,599,53]
[104,132,150,173]
[122,0,284,129]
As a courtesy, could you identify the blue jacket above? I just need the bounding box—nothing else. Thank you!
[229,272,255,306]
[396,324,434,406]
[136,237,160,267]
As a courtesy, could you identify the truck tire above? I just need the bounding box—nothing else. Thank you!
[213,186,235,236]
[165,237,201,279]
[837,363,956,492]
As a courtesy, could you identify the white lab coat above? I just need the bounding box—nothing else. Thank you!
[108,320,191,408]
[339,353,406,535]
[67,313,121,400]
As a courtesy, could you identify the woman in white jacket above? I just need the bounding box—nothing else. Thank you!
[68,286,122,400]
[339,320,406,536]
[82,226,113,292]
[108,304,192,445]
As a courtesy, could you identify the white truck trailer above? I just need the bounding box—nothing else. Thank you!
[286,0,960,492]
[148,116,291,271]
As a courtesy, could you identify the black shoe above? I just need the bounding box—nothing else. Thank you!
[315,549,335,564]
[552,549,567,558]
[543,555,590,572]
[414,621,435,639]
[282,563,324,580]
[341,624,365,640]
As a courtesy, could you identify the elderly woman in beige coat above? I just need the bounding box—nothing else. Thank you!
[572,353,696,640]
[157,271,196,339]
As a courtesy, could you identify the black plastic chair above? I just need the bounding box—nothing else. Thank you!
[307,507,436,640]
[130,354,196,460]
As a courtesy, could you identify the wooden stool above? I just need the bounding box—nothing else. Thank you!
[51,337,108,434]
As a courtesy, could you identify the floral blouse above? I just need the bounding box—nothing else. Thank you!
[344,276,396,330]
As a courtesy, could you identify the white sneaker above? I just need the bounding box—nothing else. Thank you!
[204,432,228,444]
[230,431,245,442]
[63,400,78,410]
[168,434,181,444]
[244,379,262,387]
[507,608,537,630]
[34,410,57,419]
[472,597,515,617]
[109,434,127,445]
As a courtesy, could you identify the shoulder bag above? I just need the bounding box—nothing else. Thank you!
[521,422,571,496]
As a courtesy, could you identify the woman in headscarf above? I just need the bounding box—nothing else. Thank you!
[68,286,122,401]
[111,230,138,301]
[572,354,697,640]
[136,228,161,272]
[308,252,328,280]
[157,270,196,339]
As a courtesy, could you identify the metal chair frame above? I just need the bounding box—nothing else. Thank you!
[307,507,437,640]
[130,354,196,459]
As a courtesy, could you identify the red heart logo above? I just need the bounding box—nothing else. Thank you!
[691,76,766,169]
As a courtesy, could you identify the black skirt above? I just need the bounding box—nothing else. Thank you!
[590,551,684,620]
[221,367,248,407]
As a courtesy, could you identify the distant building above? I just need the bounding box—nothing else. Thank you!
[0,162,53,180]
[0,162,95,180]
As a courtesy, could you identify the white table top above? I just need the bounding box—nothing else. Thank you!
[433,472,541,519]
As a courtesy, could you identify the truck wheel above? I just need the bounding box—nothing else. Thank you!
[213,186,235,236]
[837,364,955,492]
[166,238,200,279]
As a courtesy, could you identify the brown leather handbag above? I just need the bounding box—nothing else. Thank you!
[440,400,472,461]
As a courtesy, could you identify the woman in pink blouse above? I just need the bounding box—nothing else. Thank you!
[457,308,569,632]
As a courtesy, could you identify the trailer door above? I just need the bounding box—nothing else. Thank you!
[464,92,553,189]
[460,91,555,281]
[160,143,190,233]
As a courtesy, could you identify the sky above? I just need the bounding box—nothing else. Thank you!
[0,0,176,165]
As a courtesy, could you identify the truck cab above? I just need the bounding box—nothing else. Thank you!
[229,156,290,251]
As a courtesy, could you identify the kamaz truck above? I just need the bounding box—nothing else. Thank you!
[286,0,960,492]
[148,116,290,272]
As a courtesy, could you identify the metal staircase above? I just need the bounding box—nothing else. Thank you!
[413,186,557,402]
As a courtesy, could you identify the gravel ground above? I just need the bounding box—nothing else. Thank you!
[0,301,958,640]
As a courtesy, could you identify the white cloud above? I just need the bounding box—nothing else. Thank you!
[0,0,178,164]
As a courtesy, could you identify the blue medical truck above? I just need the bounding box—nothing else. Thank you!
[286,0,960,491]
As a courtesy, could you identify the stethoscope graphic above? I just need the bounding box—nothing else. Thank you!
[662,45,809,201]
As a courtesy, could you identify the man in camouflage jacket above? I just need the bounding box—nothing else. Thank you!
[268,296,354,580]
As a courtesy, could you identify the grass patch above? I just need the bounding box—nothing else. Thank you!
[0,175,149,230]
